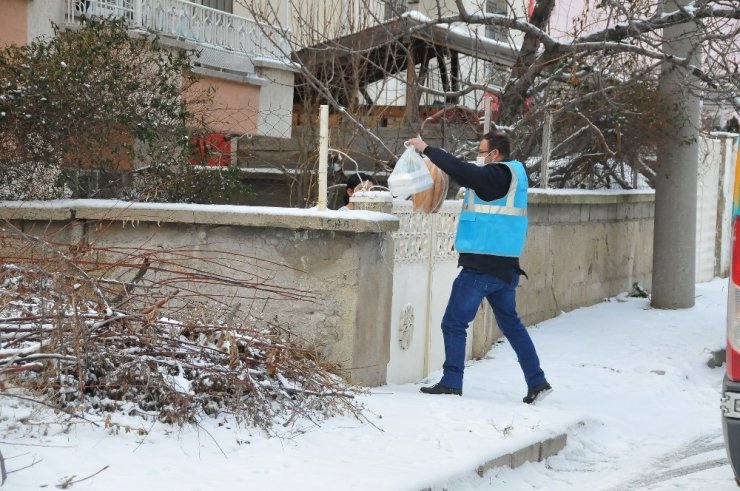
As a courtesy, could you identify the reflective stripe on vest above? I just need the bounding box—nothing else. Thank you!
[463,198,528,216]
[462,160,527,216]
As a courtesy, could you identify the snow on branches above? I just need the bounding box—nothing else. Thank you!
[0,233,364,434]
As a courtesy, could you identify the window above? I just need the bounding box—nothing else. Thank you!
[384,0,408,20]
[199,0,233,13]
[485,0,507,42]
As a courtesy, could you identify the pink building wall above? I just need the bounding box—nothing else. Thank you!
[0,0,28,46]
[194,75,261,135]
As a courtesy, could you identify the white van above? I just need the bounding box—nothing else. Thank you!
[722,145,740,483]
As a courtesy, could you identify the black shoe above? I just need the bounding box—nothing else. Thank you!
[523,382,552,404]
[420,383,462,396]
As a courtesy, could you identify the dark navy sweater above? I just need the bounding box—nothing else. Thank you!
[422,146,524,283]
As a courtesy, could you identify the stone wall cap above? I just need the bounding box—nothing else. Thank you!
[0,199,399,233]
[529,189,655,205]
[351,191,394,203]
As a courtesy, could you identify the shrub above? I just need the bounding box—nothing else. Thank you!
[0,16,250,203]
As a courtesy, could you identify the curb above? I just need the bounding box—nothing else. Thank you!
[476,433,568,477]
[420,433,568,490]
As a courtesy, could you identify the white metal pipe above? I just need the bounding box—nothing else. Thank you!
[541,111,552,189]
[483,99,491,134]
[284,0,291,32]
[318,105,329,211]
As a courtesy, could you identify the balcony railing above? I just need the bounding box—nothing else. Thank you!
[66,0,290,64]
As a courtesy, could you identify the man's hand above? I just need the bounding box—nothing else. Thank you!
[405,136,428,155]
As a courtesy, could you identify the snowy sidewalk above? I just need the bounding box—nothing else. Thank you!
[4,279,732,490]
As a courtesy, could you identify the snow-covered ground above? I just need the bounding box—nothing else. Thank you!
[2,279,735,490]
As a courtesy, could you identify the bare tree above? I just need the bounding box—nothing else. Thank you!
[237,0,485,206]
[240,0,739,302]
[240,0,737,180]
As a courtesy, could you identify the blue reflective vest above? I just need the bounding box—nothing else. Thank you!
[455,160,528,258]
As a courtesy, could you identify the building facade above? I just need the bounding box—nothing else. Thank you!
[0,0,297,139]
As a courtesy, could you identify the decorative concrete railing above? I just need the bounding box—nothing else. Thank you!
[65,0,290,63]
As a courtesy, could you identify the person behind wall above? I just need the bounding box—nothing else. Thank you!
[405,131,552,404]
[338,173,375,211]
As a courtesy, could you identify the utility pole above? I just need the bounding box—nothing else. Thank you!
[651,0,701,308]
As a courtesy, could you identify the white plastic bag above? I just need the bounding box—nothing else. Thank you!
[387,144,434,199]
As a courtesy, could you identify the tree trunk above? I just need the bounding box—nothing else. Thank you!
[499,0,555,123]
[651,0,702,309]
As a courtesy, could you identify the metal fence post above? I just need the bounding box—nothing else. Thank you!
[541,111,552,188]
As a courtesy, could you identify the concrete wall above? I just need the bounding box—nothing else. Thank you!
[0,183,723,387]
[0,200,398,386]
[519,190,654,326]
[696,134,738,280]
[473,191,654,361]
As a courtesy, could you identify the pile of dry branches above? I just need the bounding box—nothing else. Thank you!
[0,229,364,433]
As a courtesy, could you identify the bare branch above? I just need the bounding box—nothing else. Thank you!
[574,109,617,159]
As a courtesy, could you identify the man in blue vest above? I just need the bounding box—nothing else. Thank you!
[406,131,551,404]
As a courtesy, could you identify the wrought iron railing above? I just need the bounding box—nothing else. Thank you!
[66,0,290,62]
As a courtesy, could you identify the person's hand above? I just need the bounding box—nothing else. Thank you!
[405,136,428,154]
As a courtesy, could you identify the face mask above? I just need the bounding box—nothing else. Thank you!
[475,156,486,166]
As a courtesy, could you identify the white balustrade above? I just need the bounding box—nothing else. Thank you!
[66,0,290,62]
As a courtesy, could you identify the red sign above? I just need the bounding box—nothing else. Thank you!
[190,133,231,167]
[483,92,500,113]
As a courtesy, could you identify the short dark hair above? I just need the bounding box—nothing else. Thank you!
[481,131,511,159]
[344,172,373,204]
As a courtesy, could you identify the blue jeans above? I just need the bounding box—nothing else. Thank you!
[439,268,546,390]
